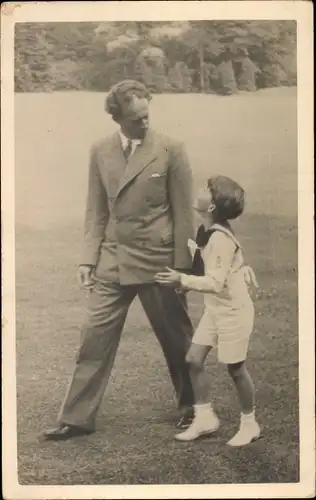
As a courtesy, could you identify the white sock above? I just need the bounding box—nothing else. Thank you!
[240,410,256,423]
[194,403,214,420]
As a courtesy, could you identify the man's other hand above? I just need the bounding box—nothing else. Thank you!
[77,265,95,290]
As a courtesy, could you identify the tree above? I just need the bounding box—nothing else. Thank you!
[233,49,259,91]
[14,21,297,93]
[168,61,192,93]
[158,21,223,93]
[217,60,238,95]
[138,46,167,92]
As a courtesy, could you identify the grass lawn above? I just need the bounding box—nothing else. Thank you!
[15,88,299,485]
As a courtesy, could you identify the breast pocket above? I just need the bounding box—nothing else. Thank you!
[146,173,168,206]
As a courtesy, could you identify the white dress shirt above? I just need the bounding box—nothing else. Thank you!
[118,131,142,158]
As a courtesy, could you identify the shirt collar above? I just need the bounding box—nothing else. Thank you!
[118,130,142,149]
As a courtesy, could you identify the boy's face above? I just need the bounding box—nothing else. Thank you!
[193,186,214,212]
[193,186,216,228]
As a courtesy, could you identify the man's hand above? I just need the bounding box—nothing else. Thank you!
[77,265,95,290]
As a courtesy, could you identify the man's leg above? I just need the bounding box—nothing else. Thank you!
[138,284,195,414]
[44,280,136,438]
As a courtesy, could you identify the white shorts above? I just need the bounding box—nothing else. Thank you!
[192,304,255,364]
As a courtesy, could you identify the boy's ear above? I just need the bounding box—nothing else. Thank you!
[207,203,216,213]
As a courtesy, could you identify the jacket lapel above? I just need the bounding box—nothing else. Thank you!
[115,129,157,199]
[109,131,127,179]
[98,132,126,200]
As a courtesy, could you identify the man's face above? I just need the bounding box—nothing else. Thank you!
[118,96,149,140]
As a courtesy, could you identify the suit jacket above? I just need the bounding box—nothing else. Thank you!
[81,128,195,285]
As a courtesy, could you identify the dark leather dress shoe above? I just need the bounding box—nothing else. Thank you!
[42,424,95,441]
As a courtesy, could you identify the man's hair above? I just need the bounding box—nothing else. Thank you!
[105,80,152,122]
[207,175,245,221]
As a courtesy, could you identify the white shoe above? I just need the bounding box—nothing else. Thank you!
[227,420,260,447]
[175,414,220,441]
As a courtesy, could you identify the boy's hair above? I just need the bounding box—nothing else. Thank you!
[207,175,245,221]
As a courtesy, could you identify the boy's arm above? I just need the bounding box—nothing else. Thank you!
[180,232,236,293]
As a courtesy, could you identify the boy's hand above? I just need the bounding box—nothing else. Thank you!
[155,267,182,287]
[242,265,259,288]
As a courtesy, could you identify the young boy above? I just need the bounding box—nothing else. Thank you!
[155,175,260,446]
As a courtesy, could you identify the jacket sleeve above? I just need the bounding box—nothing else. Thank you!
[80,144,109,267]
[168,141,195,270]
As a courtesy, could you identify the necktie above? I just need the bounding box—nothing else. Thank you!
[124,139,133,161]
[196,224,213,247]
[191,224,215,276]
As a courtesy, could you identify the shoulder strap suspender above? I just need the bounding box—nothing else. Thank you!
[190,223,241,276]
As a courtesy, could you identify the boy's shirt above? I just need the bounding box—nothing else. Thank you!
[181,224,253,310]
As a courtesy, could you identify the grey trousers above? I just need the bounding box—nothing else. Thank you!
[58,280,195,430]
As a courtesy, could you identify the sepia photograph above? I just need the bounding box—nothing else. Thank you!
[1,1,314,499]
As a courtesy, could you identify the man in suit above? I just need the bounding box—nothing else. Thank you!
[43,80,195,441]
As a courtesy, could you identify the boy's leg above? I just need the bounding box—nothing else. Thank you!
[216,305,259,446]
[227,361,255,413]
[227,361,260,446]
[185,308,217,407]
[175,340,220,441]
[175,343,220,441]
[186,343,212,404]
